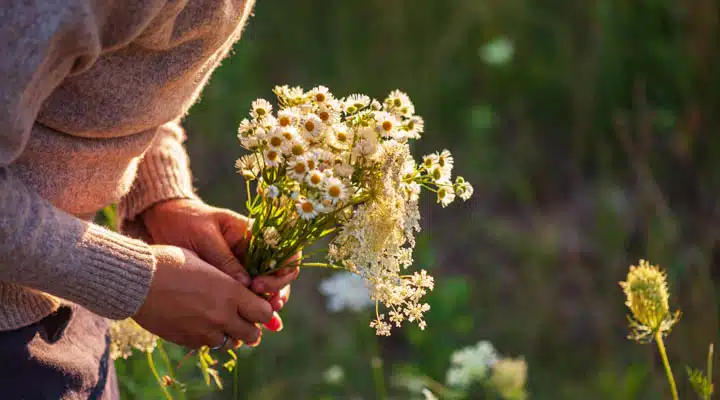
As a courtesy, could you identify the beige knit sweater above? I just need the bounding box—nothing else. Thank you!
[0,0,255,330]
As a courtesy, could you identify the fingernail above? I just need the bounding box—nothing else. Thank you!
[235,272,251,286]
[247,335,262,347]
[263,312,283,332]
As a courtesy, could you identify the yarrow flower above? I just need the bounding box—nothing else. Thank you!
[446,341,500,389]
[109,319,157,360]
[620,259,680,342]
[319,272,373,312]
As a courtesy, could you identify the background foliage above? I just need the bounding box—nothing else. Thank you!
[116,0,720,398]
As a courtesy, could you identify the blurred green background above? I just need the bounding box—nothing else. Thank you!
[115,0,720,398]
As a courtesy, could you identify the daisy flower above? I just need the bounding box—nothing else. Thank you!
[287,157,310,181]
[384,89,415,117]
[306,169,324,188]
[429,165,452,184]
[454,177,474,201]
[323,177,347,203]
[266,128,286,149]
[301,114,323,139]
[436,149,454,173]
[344,94,370,114]
[251,99,272,119]
[437,185,456,207]
[296,198,319,220]
[316,104,340,124]
[310,85,333,104]
[404,115,424,139]
[277,108,299,127]
[284,139,308,157]
[263,148,283,167]
[375,111,399,138]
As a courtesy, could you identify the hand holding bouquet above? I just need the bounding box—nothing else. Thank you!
[236,85,473,335]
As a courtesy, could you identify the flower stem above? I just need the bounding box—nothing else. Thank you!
[655,332,679,400]
[147,351,173,400]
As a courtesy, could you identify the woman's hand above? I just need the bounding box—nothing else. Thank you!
[140,199,299,312]
[134,245,273,348]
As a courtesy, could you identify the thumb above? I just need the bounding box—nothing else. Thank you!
[196,230,251,286]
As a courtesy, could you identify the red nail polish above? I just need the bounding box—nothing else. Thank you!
[263,312,283,332]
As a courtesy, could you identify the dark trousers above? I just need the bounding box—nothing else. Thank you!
[0,304,119,399]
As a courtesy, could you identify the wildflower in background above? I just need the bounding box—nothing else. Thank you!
[110,319,158,360]
[319,272,373,312]
[446,341,499,389]
[490,358,528,400]
[421,388,438,400]
[620,260,681,400]
[322,365,345,385]
[619,259,680,342]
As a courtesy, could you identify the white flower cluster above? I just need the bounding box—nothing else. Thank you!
[235,85,473,335]
[446,340,500,389]
[319,272,373,312]
[109,319,158,360]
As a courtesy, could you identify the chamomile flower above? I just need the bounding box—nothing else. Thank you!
[251,99,272,119]
[429,165,451,184]
[437,185,456,207]
[276,125,299,142]
[264,185,280,199]
[436,149,454,173]
[301,114,323,139]
[404,115,424,139]
[316,104,340,124]
[454,177,474,201]
[310,85,333,104]
[287,158,310,181]
[235,155,264,180]
[323,177,347,203]
[296,198,320,220]
[344,94,370,114]
[306,169,325,188]
[375,111,399,138]
[277,108,299,127]
[263,148,283,167]
[384,90,414,116]
[266,128,286,149]
[284,139,308,157]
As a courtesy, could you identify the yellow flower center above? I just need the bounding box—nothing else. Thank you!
[432,168,442,181]
[310,173,322,185]
[315,93,326,102]
[304,121,315,132]
[393,98,402,107]
[423,158,433,168]
[336,132,348,142]
[291,144,305,156]
[307,159,316,170]
[407,121,415,130]
[301,202,314,213]
[293,163,307,174]
[328,186,341,198]
[382,120,393,131]
[279,116,291,127]
[438,187,447,199]
[269,136,283,147]
[267,151,279,161]
[256,108,266,116]
[319,111,330,122]
[438,157,446,167]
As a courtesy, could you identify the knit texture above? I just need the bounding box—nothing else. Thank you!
[0,0,255,330]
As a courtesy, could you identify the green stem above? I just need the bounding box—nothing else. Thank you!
[363,320,387,400]
[655,332,679,400]
[147,351,173,400]
[708,343,714,400]
[157,340,184,400]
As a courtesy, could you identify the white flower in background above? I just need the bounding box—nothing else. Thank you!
[490,357,528,400]
[263,148,283,167]
[110,319,158,360]
[322,364,345,385]
[296,198,320,220]
[262,226,281,248]
[319,272,373,312]
[421,388,439,400]
[437,185,456,207]
[264,185,279,199]
[251,98,272,119]
[446,341,499,389]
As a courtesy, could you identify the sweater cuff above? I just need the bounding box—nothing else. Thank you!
[120,150,199,221]
[67,224,156,319]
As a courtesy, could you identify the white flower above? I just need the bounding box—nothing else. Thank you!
[263,148,283,167]
[375,111,399,138]
[110,319,158,360]
[287,158,310,181]
[446,341,500,389]
[319,272,373,312]
[352,126,379,158]
[437,185,456,207]
[264,185,279,199]
[429,165,452,184]
[455,177,474,200]
[251,98,272,119]
[404,116,424,139]
[301,114,323,139]
[284,138,308,157]
[343,94,370,114]
[277,108,299,127]
[334,162,354,178]
[323,177,347,203]
[262,226,281,248]
[310,85,333,104]
[421,388,438,400]
[266,128,286,149]
[329,124,352,150]
[316,103,340,124]
[305,169,324,188]
[384,89,415,117]
[296,198,319,220]
[235,154,264,180]
[322,365,345,385]
[436,149,454,173]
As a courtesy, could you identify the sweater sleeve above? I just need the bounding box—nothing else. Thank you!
[0,0,166,319]
[119,120,200,222]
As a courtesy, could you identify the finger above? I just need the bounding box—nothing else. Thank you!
[234,286,273,324]
[269,286,290,311]
[206,331,230,350]
[263,312,284,332]
[216,210,252,261]
[279,252,301,269]
[224,317,261,345]
[252,269,298,293]
[196,230,251,286]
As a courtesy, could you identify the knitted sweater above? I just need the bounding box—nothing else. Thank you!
[0,0,255,330]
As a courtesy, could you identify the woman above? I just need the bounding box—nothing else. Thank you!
[0,1,296,398]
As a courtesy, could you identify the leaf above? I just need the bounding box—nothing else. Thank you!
[687,367,714,400]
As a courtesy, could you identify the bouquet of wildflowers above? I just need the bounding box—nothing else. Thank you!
[235,85,473,335]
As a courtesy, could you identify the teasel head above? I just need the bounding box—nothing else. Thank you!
[619,260,680,342]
